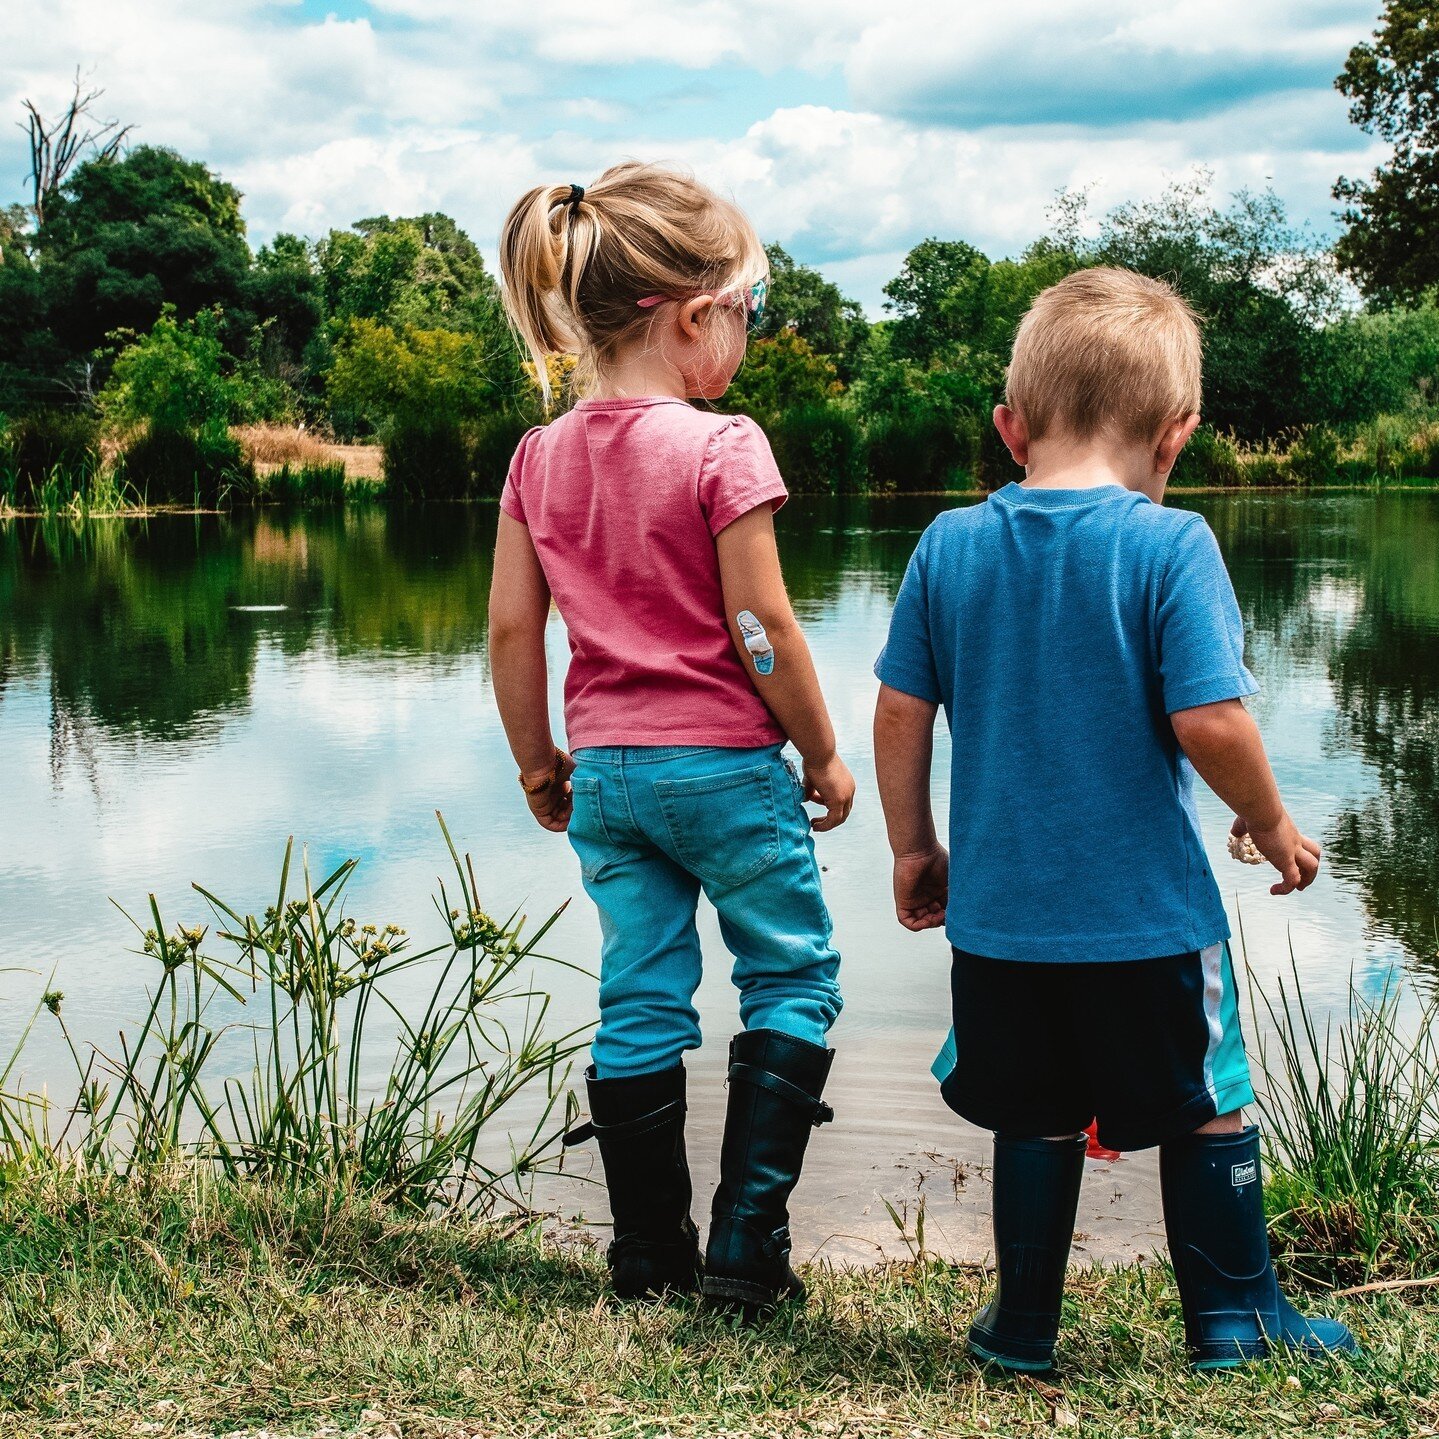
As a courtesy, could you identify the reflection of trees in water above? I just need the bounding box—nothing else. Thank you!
[5,495,1437,970]
[777,494,965,613]
[0,508,501,751]
[1196,493,1439,969]
[1326,499,1439,970]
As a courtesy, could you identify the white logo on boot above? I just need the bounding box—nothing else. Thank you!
[1231,1160,1257,1187]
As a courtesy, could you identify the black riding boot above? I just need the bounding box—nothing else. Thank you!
[1160,1126,1357,1368]
[967,1134,1087,1372]
[563,1064,701,1299]
[701,1029,834,1314]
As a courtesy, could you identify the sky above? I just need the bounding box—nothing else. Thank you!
[2,0,1388,311]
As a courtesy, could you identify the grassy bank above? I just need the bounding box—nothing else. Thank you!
[2,833,1436,1435]
[0,1167,1434,1439]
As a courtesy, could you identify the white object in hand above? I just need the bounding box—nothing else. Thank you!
[737,610,775,676]
[1227,831,1265,865]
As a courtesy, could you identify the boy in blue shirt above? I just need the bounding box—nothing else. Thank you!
[873,267,1355,1371]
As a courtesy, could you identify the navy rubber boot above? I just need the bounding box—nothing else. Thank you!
[967,1134,1087,1372]
[701,1030,834,1316]
[563,1064,701,1299]
[1160,1126,1357,1369]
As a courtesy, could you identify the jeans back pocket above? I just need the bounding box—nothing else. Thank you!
[568,772,613,883]
[653,764,780,891]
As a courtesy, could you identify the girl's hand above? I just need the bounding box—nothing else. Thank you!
[1230,813,1321,895]
[893,845,949,931]
[803,753,855,831]
[523,751,576,832]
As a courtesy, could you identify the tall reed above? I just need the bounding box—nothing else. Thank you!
[0,815,590,1213]
[1251,957,1439,1285]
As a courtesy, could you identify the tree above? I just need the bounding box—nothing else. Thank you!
[22,71,131,227]
[725,330,840,422]
[99,307,239,434]
[758,244,868,376]
[1090,177,1341,436]
[317,214,498,330]
[38,146,251,363]
[326,318,511,434]
[1334,1,1439,299]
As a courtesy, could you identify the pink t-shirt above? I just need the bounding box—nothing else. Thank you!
[500,396,788,750]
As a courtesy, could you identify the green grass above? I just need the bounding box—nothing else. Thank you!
[0,1167,1433,1439]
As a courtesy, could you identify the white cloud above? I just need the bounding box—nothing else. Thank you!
[2,0,1386,312]
[846,0,1378,126]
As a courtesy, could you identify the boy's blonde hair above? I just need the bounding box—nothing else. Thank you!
[499,161,767,404]
[1006,267,1202,443]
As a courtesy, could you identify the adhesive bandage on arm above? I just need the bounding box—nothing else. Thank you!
[736,610,775,676]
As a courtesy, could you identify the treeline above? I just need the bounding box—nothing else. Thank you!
[3,2,1439,506]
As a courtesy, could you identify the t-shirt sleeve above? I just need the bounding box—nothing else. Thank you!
[873,532,942,704]
[697,415,789,536]
[499,427,542,524]
[1156,516,1260,714]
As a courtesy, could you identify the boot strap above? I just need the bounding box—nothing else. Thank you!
[562,1097,684,1148]
[728,1062,834,1126]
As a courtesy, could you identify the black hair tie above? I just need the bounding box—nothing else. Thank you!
[566,184,585,207]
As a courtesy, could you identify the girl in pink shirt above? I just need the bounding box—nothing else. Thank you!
[490,162,852,1315]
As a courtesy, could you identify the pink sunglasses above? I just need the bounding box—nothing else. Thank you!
[636,279,768,333]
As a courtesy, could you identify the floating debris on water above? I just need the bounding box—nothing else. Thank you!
[230,604,288,612]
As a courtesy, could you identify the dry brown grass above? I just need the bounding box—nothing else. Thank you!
[232,425,385,481]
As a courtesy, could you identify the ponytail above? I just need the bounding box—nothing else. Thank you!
[498,162,766,408]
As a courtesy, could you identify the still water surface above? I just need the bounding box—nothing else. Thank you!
[2,494,1436,1260]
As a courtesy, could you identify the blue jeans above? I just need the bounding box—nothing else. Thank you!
[568,745,843,1078]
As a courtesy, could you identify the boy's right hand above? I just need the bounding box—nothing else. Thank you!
[893,845,949,931]
[1231,813,1321,896]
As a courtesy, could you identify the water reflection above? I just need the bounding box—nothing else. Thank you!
[1,492,1436,1009]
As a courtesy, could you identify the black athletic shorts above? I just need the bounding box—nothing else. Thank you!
[936,943,1256,1152]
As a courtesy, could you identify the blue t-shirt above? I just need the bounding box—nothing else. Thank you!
[874,482,1258,964]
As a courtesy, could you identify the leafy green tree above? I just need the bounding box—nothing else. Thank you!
[326,318,509,433]
[1334,0,1439,299]
[37,146,251,361]
[99,307,238,433]
[1089,178,1341,437]
[758,244,868,376]
[317,214,498,330]
[726,330,840,422]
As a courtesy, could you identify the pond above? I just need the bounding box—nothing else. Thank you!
[2,493,1436,1262]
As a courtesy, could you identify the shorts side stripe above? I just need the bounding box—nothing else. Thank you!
[1202,939,1253,1112]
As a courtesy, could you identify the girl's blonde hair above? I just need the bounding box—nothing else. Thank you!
[499,161,767,404]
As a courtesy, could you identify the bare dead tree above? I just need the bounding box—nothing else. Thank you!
[21,69,132,227]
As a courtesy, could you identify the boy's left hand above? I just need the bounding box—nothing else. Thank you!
[893,845,949,931]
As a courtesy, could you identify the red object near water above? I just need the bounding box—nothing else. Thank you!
[1085,1119,1122,1161]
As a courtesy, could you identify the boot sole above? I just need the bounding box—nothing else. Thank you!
[701,1275,802,1312]
[967,1334,1055,1373]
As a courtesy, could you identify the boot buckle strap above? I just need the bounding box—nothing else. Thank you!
[562,1097,684,1148]
[729,1062,833,1126]
[761,1225,793,1261]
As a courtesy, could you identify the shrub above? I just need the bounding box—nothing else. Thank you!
[119,423,255,507]
[0,408,103,508]
[864,407,978,493]
[1286,424,1344,487]
[383,412,471,501]
[767,403,865,494]
[1171,425,1244,487]
[468,410,536,498]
